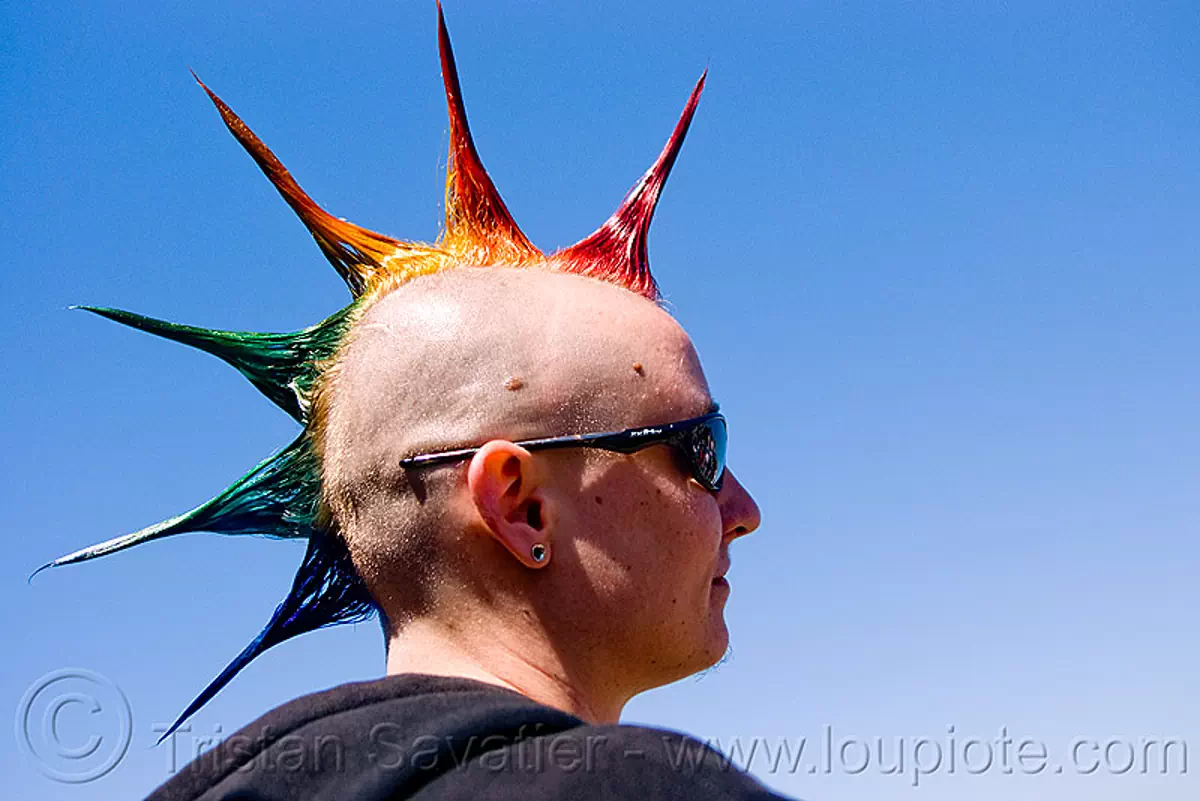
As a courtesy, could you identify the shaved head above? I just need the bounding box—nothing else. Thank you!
[331,267,709,458]
[317,267,713,625]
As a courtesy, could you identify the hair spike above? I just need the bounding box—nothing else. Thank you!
[74,306,354,422]
[35,435,317,577]
[436,4,542,266]
[194,72,444,296]
[551,71,707,301]
[157,529,373,743]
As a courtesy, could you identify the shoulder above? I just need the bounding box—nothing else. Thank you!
[414,723,792,800]
[147,673,582,801]
[146,675,794,801]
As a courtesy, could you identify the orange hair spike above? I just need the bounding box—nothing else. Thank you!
[194,73,444,297]
[551,71,707,301]
[436,4,542,266]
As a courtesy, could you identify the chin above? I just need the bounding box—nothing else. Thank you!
[701,617,731,669]
[645,619,730,688]
[686,603,732,676]
[640,589,733,685]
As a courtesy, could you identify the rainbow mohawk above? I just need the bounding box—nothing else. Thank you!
[39,4,705,740]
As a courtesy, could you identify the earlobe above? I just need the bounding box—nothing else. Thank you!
[466,440,551,568]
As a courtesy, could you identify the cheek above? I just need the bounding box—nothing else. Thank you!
[575,457,721,610]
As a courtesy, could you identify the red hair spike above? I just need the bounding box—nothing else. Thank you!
[551,71,707,301]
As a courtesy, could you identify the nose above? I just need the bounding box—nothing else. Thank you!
[718,469,760,543]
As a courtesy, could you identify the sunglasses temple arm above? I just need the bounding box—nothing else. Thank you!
[400,448,481,468]
[400,434,616,468]
[400,419,710,467]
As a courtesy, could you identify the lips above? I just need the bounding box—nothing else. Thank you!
[712,555,730,583]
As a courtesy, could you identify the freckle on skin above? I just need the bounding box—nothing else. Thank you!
[594,496,603,505]
[504,377,524,391]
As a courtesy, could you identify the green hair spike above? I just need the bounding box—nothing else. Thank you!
[73,305,354,422]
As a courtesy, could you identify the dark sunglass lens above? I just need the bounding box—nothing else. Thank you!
[691,417,726,491]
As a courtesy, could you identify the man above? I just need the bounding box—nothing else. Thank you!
[46,7,783,799]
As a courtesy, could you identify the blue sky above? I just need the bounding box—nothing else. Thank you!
[4,1,1199,799]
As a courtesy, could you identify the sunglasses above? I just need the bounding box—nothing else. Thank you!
[399,410,728,493]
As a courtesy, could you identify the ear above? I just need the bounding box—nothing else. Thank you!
[466,440,550,568]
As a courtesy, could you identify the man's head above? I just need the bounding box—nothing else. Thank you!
[49,7,758,733]
[316,267,759,696]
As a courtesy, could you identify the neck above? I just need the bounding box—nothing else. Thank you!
[384,615,627,724]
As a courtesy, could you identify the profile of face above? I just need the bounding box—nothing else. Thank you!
[330,268,762,697]
[535,398,762,689]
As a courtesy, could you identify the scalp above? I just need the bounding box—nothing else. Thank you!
[326,268,704,470]
[313,266,711,614]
